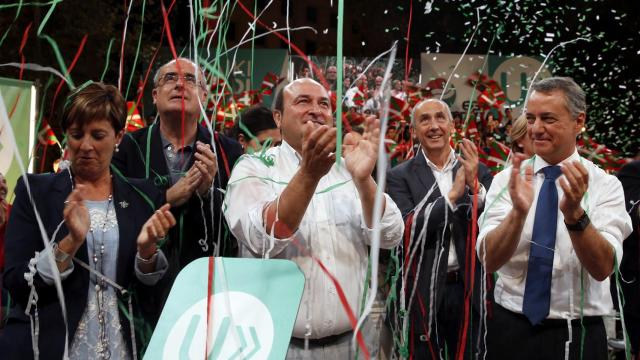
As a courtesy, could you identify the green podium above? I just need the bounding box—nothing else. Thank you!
[144,257,305,359]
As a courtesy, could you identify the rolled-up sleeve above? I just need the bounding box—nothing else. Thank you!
[223,156,300,258]
[590,175,632,266]
[476,169,511,260]
[360,193,404,249]
[36,248,74,285]
[135,250,169,286]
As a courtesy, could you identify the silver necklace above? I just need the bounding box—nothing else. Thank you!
[89,194,113,360]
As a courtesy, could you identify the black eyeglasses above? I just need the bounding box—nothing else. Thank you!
[158,72,204,88]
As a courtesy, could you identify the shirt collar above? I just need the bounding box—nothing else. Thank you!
[533,148,580,174]
[422,147,456,172]
[160,131,195,152]
[280,140,302,164]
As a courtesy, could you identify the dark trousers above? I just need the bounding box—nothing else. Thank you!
[414,281,475,359]
[486,303,607,360]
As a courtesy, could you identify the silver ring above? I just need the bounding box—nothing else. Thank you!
[64,200,71,205]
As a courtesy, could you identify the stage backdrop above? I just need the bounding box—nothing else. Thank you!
[0,77,36,203]
[420,53,552,119]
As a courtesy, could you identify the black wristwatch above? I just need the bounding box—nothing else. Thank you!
[565,211,590,231]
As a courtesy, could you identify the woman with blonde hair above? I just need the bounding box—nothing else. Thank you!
[509,113,534,158]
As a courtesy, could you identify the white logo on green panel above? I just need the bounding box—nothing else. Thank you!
[163,292,273,359]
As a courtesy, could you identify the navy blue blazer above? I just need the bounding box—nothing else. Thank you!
[0,170,164,360]
[386,152,493,337]
[111,122,242,322]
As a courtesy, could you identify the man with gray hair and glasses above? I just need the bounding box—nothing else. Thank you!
[477,77,632,359]
[112,58,242,321]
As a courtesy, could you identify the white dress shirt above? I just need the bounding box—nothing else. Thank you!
[223,141,404,339]
[422,148,486,270]
[477,150,632,319]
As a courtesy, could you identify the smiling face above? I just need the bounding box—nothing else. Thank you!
[526,89,584,164]
[152,59,208,121]
[273,79,332,153]
[66,118,123,181]
[412,100,454,155]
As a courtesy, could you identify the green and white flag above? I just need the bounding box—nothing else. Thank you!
[144,257,305,360]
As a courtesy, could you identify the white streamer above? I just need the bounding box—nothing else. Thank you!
[0,94,70,359]
[353,41,398,347]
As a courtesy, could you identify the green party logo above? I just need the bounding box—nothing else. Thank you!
[144,257,304,360]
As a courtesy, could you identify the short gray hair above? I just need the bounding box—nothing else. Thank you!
[410,98,453,126]
[530,76,586,118]
[153,58,206,88]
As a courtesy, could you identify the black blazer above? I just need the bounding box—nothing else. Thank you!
[0,170,164,360]
[613,160,640,353]
[111,122,242,320]
[386,152,493,337]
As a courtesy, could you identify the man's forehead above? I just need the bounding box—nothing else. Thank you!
[417,100,447,115]
[526,90,566,113]
[161,59,198,74]
[285,79,328,99]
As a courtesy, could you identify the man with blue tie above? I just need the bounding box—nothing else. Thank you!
[477,77,632,360]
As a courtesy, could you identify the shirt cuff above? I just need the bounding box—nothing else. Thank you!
[469,184,486,206]
[36,247,74,285]
[135,249,169,286]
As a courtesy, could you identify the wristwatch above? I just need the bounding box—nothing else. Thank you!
[565,211,590,231]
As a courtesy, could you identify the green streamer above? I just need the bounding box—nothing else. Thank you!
[100,38,116,82]
[0,0,23,47]
[124,0,147,101]
[0,1,58,10]
[335,0,345,165]
[39,34,75,88]
[249,0,257,90]
[35,0,62,35]
[227,172,351,195]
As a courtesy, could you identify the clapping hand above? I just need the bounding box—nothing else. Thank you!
[193,141,218,197]
[457,139,479,192]
[343,116,380,182]
[509,153,534,215]
[137,203,176,259]
[63,184,90,245]
[300,123,337,180]
[559,161,589,223]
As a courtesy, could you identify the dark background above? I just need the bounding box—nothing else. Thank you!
[1,0,638,166]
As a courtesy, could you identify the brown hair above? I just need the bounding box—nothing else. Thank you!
[61,82,126,133]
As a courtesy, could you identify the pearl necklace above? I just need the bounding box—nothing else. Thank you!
[89,194,113,360]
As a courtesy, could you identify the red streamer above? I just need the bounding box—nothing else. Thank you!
[205,256,215,359]
[404,0,414,82]
[287,237,371,359]
[455,175,479,360]
[235,0,329,90]
[18,22,32,80]
[51,34,88,106]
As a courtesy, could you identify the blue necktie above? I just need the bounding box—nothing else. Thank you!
[522,165,562,326]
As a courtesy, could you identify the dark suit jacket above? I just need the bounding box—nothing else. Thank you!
[614,160,640,352]
[386,152,493,338]
[111,122,242,321]
[0,170,164,360]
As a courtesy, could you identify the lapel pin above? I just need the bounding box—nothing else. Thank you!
[119,200,129,209]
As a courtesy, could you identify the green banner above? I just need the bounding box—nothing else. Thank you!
[0,77,35,203]
[145,257,304,360]
[222,48,288,107]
